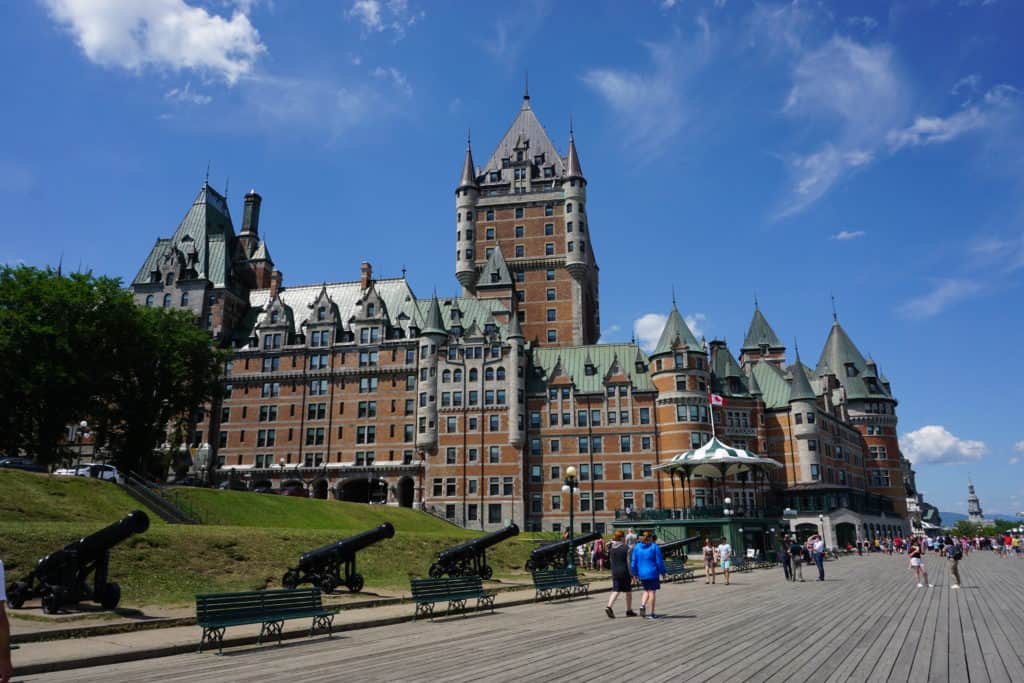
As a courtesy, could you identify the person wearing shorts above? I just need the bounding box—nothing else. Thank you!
[702,538,717,584]
[717,537,733,586]
[605,531,636,618]
[629,531,666,619]
[908,540,932,588]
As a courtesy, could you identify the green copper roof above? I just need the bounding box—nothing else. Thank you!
[747,367,763,396]
[652,305,701,355]
[476,244,513,289]
[415,296,509,339]
[529,344,654,394]
[422,296,446,336]
[710,342,749,397]
[750,361,791,409]
[741,307,784,351]
[788,356,817,403]
[815,321,893,401]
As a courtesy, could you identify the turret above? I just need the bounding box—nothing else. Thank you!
[455,137,480,295]
[506,312,525,448]
[788,347,820,481]
[238,189,262,257]
[562,124,587,281]
[416,296,447,452]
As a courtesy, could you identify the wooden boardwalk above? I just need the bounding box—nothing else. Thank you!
[27,552,1024,682]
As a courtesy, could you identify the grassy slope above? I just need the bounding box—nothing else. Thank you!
[0,472,546,606]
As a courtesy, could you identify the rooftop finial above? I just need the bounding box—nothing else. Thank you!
[401,264,407,278]
[467,128,471,150]
[671,285,677,307]
[204,160,210,185]
[754,293,759,310]
[570,115,574,140]
[524,69,529,100]
[794,337,800,357]
[831,293,838,322]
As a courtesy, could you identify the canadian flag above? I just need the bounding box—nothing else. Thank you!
[709,393,726,406]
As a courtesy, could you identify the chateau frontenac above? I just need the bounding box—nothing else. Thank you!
[131,91,919,543]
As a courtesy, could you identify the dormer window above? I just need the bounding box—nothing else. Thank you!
[489,171,500,182]
[585,363,596,376]
[165,273,174,286]
[516,151,524,161]
[544,166,555,177]
[271,311,279,324]
[317,306,326,321]
[534,154,544,165]
[367,303,375,317]
[845,364,857,377]
[501,158,510,168]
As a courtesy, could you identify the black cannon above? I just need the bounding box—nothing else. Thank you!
[659,536,699,559]
[429,523,519,579]
[281,522,394,593]
[6,510,150,613]
[525,531,602,571]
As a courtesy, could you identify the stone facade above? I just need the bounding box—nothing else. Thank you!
[131,93,916,535]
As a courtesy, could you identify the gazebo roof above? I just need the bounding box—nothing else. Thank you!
[654,437,782,477]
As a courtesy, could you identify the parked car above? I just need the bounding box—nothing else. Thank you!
[54,463,124,484]
[218,480,249,491]
[280,485,309,498]
[0,457,48,473]
[253,486,277,495]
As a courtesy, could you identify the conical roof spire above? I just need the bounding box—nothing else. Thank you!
[422,295,446,337]
[458,134,478,189]
[652,303,701,355]
[566,121,584,179]
[506,309,524,340]
[788,346,817,402]
[742,306,784,351]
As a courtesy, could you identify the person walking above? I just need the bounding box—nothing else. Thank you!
[1,559,13,683]
[625,527,638,550]
[702,538,716,584]
[629,530,666,619]
[780,535,793,580]
[593,536,605,571]
[789,537,805,582]
[946,540,962,589]
[908,540,933,588]
[812,535,826,581]
[716,537,733,586]
[605,530,637,617]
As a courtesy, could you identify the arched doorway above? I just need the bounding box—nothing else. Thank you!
[836,522,857,548]
[282,479,304,491]
[795,523,818,542]
[338,479,370,502]
[312,479,328,500]
[397,476,414,508]
[252,479,272,491]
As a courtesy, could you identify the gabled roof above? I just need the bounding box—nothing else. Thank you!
[529,344,654,394]
[751,361,791,409]
[652,305,702,355]
[476,244,513,289]
[815,321,893,401]
[480,97,566,179]
[741,306,784,351]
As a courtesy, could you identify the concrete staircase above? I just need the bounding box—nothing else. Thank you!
[119,472,199,524]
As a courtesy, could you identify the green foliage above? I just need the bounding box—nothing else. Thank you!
[0,265,225,473]
[950,519,1021,537]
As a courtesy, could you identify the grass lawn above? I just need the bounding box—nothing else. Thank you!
[0,471,559,606]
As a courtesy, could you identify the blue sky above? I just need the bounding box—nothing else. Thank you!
[1,0,1022,519]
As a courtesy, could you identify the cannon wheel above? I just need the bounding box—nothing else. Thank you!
[320,576,338,594]
[346,573,364,593]
[479,565,493,580]
[41,590,63,615]
[281,570,299,590]
[428,563,444,578]
[524,559,536,572]
[98,582,121,610]
[7,582,29,609]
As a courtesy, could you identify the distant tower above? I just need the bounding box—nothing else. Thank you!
[967,479,984,522]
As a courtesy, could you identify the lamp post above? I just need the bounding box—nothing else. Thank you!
[75,420,90,467]
[562,466,579,569]
[723,496,734,547]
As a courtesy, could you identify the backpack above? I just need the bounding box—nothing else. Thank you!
[953,547,963,561]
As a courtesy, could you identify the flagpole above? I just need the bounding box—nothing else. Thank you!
[709,393,716,439]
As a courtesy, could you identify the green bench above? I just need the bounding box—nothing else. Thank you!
[531,567,590,601]
[196,588,336,654]
[664,557,695,582]
[410,576,496,620]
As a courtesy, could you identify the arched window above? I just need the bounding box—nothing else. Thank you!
[496,367,506,380]
[180,292,189,306]
[145,294,154,307]
[485,367,494,381]
[162,293,171,308]
[441,370,451,383]
[469,368,478,381]
[453,369,463,382]
[317,306,326,321]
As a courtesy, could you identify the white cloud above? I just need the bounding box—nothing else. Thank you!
[347,0,423,40]
[1010,456,1020,465]
[164,81,212,105]
[480,1,551,66]
[951,74,981,99]
[888,84,1019,150]
[896,278,983,318]
[41,0,265,84]
[900,425,987,465]
[684,313,707,339]
[832,229,865,240]
[660,0,679,8]
[777,37,908,218]
[633,313,668,353]
[371,66,412,96]
[583,26,710,157]
[1015,440,1024,452]
[846,16,878,33]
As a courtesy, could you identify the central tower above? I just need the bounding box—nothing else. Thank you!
[455,90,600,346]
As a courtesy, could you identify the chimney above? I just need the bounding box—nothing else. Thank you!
[269,270,283,299]
[242,189,262,235]
[360,261,372,290]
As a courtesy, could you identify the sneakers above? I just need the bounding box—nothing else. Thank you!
[605,606,615,619]
[917,583,923,587]
[625,610,638,617]
[646,614,658,620]
[951,585,960,589]
[928,584,934,588]
[639,606,646,618]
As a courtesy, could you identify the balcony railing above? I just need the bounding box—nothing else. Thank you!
[614,506,784,521]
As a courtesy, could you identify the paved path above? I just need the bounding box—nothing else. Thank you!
[22,552,1024,682]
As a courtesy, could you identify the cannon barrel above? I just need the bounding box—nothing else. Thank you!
[529,531,602,562]
[36,510,150,574]
[659,536,699,555]
[438,524,519,563]
[298,522,394,569]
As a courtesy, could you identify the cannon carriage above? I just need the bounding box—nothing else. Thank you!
[5,510,150,613]
[524,531,602,572]
[659,536,699,560]
[428,524,519,579]
[281,522,394,593]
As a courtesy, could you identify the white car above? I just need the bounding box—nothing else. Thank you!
[54,463,124,484]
